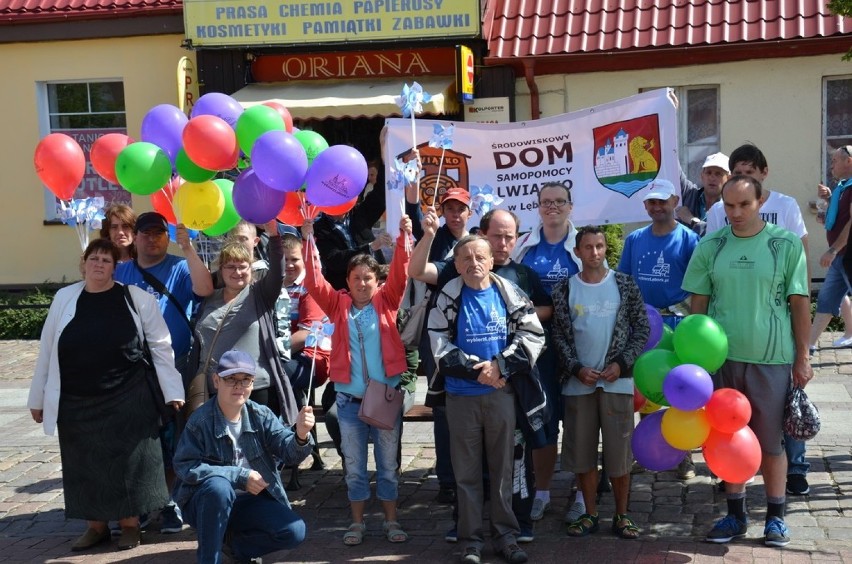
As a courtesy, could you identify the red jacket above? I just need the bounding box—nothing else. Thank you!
[303,234,411,384]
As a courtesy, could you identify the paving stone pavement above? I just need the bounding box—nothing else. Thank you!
[0,337,850,563]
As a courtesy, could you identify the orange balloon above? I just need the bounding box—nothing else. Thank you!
[262,101,294,133]
[90,133,134,185]
[705,388,752,434]
[34,133,86,200]
[316,196,357,216]
[151,176,181,224]
[702,426,762,484]
[277,191,305,227]
[182,115,239,171]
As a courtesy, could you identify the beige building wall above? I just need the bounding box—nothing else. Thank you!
[0,35,193,286]
[514,53,852,278]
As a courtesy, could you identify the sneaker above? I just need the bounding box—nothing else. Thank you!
[678,457,696,480]
[111,514,150,537]
[832,335,852,348]
[436,486,457,504]
[517,526,534,543]
[460,546,481,564]
[564,500,586,523]
[705,514,748,544]
[786,473,810,495]
[530,498,549,521]
[159,504,184,534]
[501,543,528,564]
[809,346,817,357]
[445,526,458,543]
[764,516,790,547]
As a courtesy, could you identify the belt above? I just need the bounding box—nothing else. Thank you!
[340,392,362,403]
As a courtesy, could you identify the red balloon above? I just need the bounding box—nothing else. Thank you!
[33,133,86,200]
[315,196,357,216]
[705,388,752,433]
[633,386,648,413]
[277,191,306,227]
[151,176,180,224]
[702,426,762,484]
[262,102,294,133]
[182,115,239,171]
[90,133,134,185]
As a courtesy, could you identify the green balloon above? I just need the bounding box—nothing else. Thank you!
[176,148,216,183]
[655,324,675,351]
[115,142,172,195]
[633,349,680,406]
[236,105,285,155]
[202,179,240,236]
[672,314,729,373]
[294,130,329,165]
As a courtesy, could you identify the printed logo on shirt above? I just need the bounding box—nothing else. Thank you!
[635,250,671,284]
[465,304,507,344]
[730,255,755,270]
[545,258,573,283]
[573,299,619,319]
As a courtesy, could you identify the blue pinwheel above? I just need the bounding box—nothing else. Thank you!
[469,184,504,218]
[394,82,432,119]
[58,196,106,250]
[428,123,454,150]
[305,321,335,391]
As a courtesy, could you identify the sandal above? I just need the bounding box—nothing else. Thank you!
[382,520,409,543]
[566,513,599,537]
[343,522,366,546]
[612,514,640,539]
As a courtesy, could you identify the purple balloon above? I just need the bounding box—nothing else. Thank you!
[251,131,309,192]
[190,93,244,128]
[642,304,664,352]
[663,363,714,411]
[631,410,687,471]
[305,145,368,207]
[232,168,287,224]
[140,104,188,164]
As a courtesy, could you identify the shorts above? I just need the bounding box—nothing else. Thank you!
[815,254,851,315]
[713,360,789,456]
[561,389,633,477]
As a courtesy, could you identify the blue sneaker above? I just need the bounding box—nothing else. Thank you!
[705,514,748,543]
[517,525,534,543]
[159,503,184,534]
[764,517,790,547]
[444,526,458,543]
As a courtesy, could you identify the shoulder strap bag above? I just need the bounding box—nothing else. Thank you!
[354,312,403,430]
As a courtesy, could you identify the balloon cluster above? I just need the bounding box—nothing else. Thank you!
[33,93,370,238]
[631,312,761,483]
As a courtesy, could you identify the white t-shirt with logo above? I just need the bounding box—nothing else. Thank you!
[704,190,807,238]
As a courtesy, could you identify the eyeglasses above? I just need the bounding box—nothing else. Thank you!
[222,264,250,273]
[221,377,254,389]
[540,199,571,208]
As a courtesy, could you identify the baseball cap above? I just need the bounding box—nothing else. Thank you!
[441,187,471,207]
[217,350,257,378]
[642,179,677,201]
[702,152,731,173]
[134,212,169,233]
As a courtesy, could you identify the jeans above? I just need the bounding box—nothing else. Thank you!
[785,434,810,476]
[337,392,401,502]
[183,476,306,563]
[816,254,852,315]
[433,405,456,488]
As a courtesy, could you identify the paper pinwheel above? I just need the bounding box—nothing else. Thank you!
[305,320,335,391]
[428,123,454,150]
[470,184,504,218]
[58,196,106,250]
[394,82,432,119]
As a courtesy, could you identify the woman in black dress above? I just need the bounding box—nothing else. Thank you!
[28,239,184,552]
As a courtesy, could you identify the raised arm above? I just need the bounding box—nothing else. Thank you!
[176,224,214,297]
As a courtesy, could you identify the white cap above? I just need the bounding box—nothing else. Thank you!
[702,152,730,173]
[643,179,677,201]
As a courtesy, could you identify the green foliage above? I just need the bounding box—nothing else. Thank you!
[603,223,625,268]
[827,1,852,60]
[0,288,56,339]
[811,298,846,332]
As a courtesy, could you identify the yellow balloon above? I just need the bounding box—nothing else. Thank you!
[173,180,225,231]
[639,399,662,415]
[661,407,711,450]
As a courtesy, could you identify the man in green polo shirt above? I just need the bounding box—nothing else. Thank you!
[682,175,813,548]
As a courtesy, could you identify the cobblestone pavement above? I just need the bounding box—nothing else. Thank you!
[0,338,850,563]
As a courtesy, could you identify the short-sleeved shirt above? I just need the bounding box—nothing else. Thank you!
[681,223,809,364]
[618,223,698,309]
[520,231,580,295]
[434,260,552,309]
[337,304,398,398]
[704,191,807,238]
[115,255,198,359]
[447,284,508,396]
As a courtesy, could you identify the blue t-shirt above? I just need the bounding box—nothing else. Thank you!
[115,255,198,359]
[520,232,579,296]
[336,304,398,398]
[447,284,508,396]
[617,223,698,309]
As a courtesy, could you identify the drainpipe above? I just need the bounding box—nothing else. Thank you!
[523,59,540,120]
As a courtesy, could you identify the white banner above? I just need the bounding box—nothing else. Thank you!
[384,88,679,235]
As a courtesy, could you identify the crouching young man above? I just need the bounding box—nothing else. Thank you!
[173,350,315,563]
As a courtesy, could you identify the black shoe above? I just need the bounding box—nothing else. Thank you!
[436,486,457,504]
[786,474,810,495]
[501,543,528,564]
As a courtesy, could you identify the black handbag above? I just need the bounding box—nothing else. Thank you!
[123,285,174,426]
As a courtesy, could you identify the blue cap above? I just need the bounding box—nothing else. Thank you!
[217,350,256,378]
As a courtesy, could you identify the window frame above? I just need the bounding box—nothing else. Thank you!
[823,75,852,185]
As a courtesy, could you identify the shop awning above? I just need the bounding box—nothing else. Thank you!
[231,76,458,120]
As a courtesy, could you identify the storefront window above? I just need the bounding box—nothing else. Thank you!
[42,81,131,220]
[824,76,852,184]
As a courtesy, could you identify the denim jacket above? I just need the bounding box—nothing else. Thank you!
[173,398,313,509]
